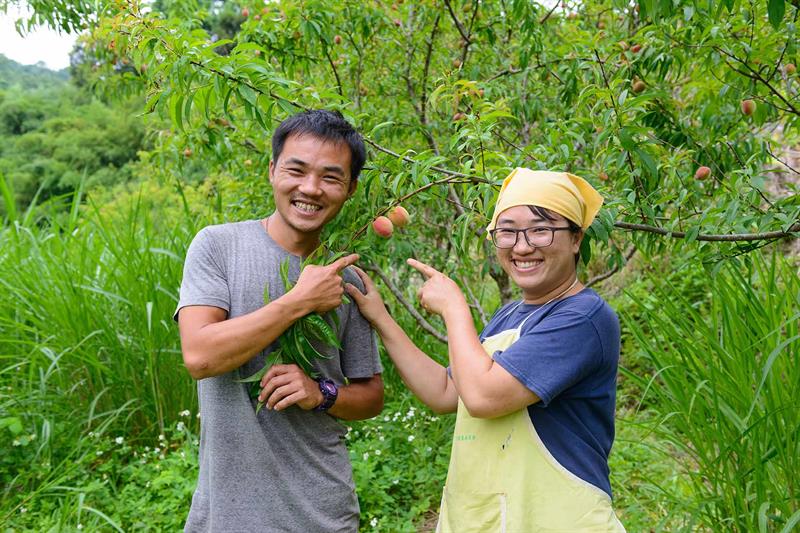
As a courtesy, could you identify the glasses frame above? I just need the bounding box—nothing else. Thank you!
[488,226,574,249]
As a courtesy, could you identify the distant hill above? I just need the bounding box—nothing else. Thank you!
[0,54,69,91]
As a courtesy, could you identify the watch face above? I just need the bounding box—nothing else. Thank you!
[321,381,337,395]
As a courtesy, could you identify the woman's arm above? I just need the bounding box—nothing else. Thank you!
[408,259,540,419]
[345,267,458,414]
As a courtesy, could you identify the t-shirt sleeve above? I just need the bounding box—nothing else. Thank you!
[173,227,231,321]
[339,267,382,380]
[492,311,603,406]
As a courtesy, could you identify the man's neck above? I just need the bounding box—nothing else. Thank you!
[264,214,321,257]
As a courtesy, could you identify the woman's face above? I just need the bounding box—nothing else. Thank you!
[493,205,583,303]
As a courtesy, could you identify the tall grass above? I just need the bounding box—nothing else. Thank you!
[0,184,205,443]
[623,252,800,532]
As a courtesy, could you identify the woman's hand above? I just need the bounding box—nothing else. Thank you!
[345,266,392,328]
[407,258,467,318]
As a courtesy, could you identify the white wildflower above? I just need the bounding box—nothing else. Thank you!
[115,436,124,445]
[370,517,378,527]
[407,435,415,442]
[374,449,381,456]
[179,410,191,417]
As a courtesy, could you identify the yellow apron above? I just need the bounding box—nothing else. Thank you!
[436,310,626,533]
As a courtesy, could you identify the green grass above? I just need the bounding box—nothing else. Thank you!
[622,253,800,532]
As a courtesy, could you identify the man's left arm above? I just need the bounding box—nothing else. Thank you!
[258,366,383,420]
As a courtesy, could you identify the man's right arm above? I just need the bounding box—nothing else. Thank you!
[178,254,360,380]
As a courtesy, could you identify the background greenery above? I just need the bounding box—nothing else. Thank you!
[1,0,798,531]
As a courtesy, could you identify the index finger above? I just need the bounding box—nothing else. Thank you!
[406,258,440,279]
[328,253,360,273]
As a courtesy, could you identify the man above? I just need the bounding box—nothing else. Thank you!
[175,109,384,532]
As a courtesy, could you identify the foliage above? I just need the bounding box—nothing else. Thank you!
[0,70,150,211]
[623,252,800,532]
[0,53,68,90]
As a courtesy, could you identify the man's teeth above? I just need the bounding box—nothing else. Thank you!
[294,201,321,212]
[515,260,541,268]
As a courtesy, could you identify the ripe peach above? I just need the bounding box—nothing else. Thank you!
[372,216,394,238]
[632,80,646,93]
[334,34,342,44]
[598,172,609,181]
[452,112,466,121]
[183,148,193,158]
[694,166,711,180]
[630,44,642,53]
[242,7,249,18]
[741,99,755,116]
[387,206,410,228]
[785,63,796,75]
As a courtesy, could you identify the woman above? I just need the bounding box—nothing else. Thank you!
[345,168,625,532]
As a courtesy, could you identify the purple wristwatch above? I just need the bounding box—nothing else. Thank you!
[314,378,338,412]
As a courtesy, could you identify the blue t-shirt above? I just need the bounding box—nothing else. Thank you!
[481,288,620,498]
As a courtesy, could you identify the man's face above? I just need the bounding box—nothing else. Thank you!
[269,134,355,238]
[493,205,582,303]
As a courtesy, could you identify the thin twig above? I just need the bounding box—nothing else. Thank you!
[458,274,488,324]
[365,263,448,343]
[586,247,637,288]
[443,0,471,44]
[766,146,800,175]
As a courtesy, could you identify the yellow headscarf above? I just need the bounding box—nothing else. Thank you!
[486,168,603,236]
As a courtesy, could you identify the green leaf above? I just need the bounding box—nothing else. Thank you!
[618,127,637,151]
[768,0,785,28]
[305,314,341,348]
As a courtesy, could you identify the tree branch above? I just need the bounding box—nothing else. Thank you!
[614,221,800,242]
[364,264,448,343]
[443,0,471,44]
[586,247,636,288]
[322,45,343,97]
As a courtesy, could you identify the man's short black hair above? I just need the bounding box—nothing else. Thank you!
[271,110,366,181]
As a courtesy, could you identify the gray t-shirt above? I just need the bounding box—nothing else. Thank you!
[175,220,382,533]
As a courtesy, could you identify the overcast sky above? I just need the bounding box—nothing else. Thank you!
[0,3,77,71]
